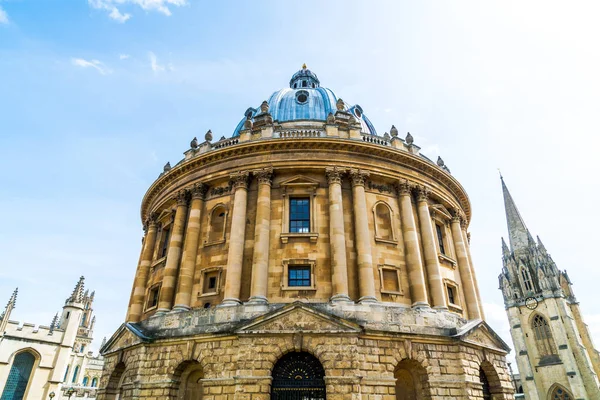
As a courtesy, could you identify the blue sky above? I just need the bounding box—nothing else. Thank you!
[1,1,600,366]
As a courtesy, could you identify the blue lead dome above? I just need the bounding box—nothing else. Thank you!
[233,65,377,137]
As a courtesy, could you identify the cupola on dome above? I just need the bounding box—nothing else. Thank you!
[233,65,377,137]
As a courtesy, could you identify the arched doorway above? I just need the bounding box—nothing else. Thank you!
[271,352,326,400]
[0,351,36,400]
[175,361,204,400]
[394,359,430,400]
[479,367,491,400]
[549,384,573,400]
[104,362,125,400]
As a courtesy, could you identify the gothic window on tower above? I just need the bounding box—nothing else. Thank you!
[290,198,310,233]
[281,259,316,290]
[199,267,222,297]
[521,267,534,292]
[146,284,161,311]
[531,314,560,365]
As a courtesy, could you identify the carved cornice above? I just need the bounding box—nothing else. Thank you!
[253,167,273,186]
[229,171,250,190]
[190,183,208,200]
[349,168,369,187]
[140,139,471,223]
[325,166,344,185]
[415,185,430,202]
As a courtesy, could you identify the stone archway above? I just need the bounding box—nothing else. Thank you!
[271,352,326,400]
[479,361,504,400]
[172,360,204,400]
[104,362,125,400]
[394,359,431,400]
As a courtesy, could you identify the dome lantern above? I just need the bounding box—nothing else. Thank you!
[289,64,320,89]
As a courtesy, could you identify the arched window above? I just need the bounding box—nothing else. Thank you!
[479,367,491,400]
[83,376,89,386]
[0,351,36,400]
[532,314,558,359]
[72,365,80,383]
[271,352,325,400]
[373,202,394,241]
[206,205,227,244]
[521,267,533,292]
[550,385,573,400]
[81,313,86,326]
[63,366,69,382]
[91,377,98,387]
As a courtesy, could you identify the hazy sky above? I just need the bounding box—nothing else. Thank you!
[1,1,599,369]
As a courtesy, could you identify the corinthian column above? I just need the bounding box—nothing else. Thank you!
[173,183,207,311]
[415,186,447,309]
[222,171,250,306]
[396,180,429,307]
[326,167,351,303]
[157,190,189,313]
[350,169,377,303]
[462,226,485,319]
[126,215,158,322]
[249,167,273,304]
[450,212,481,319]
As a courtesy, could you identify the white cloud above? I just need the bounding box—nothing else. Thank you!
[119,54,131,60]
[71,58,112,75]
[88,0,188,22]
[0,6,9,24]
[149,52,164,72]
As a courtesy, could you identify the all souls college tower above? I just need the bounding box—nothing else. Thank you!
[499,178,600,400]
[98,66,515,400]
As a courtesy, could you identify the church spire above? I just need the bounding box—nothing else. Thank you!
[501,176,533,251]
[67,276,85,304]
[0,288,18,333]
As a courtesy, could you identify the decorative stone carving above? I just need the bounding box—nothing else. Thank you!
[143,213,158,233]
[163,162,171,172]
[190,183,208,200]
[190,137,198,149]
[437,156,445,167]
[367,180,393,194]
[336,98,345,111]
[205,129,213,142]
[395,179,412,196]
[390,125,398,137]
[260,100,269,113]
[326,112,335,124]
[229,171,250,190]
[325,166,343,185]
[383,132,390,140]
[243,117,253,130]
[405,132,414,145]
[254,167,273,185]
[175,189,190,206]
[349,169,369,186]
[415,185,430,202]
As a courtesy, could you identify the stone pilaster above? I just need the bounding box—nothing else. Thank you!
[249,167,273,304]
[350,168,377,303]
[173,183,207,311]
[451,212,481,320]
[396,180,429,307]
[126,215,158,322]
[222,171,250,306]
[462,225,485,319]
[326,167,351,303]
[157,190,189,313]
[415,186,447,309]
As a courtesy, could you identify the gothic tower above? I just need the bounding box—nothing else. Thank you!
[499,177,600,399]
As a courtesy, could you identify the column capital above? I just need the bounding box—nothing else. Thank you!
[175,189,190,206]
[451,208,467,228]
[143,213,158,233]
[395,179,413,196]
[325,166,344,185]
[253,167,274,186]
[415,185,430,202]
[230,171,250,190]
[190,183,208,200]
[349,168,369,187]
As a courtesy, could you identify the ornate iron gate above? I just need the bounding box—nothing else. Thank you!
[271,352,326,400]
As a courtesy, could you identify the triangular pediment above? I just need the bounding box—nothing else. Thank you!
[237,302,362,334]
[452,320,511,353]
[100,323,150,355]
[279,175,320,188]
[431,204,453,220]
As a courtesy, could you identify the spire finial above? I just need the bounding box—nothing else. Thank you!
[302,63,307,69]
[501,177,534,252]
[1,288,18,326]
[68,276,85,303]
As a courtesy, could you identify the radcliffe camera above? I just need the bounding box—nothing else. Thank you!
[1,2,598,400]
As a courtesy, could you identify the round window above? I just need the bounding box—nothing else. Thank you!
[296,90,309,104]
[354,108,362,118]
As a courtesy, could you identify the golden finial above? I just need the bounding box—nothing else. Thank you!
[302,63,307,69]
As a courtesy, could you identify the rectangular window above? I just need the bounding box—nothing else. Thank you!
[147,286,160,309]
[436,224,446,255]
[159,227,171,258]
[202,270,220,295]
[288,266,311,287]
[290,198,310,233]
[447,285,456,305]
[382,269,400,293]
